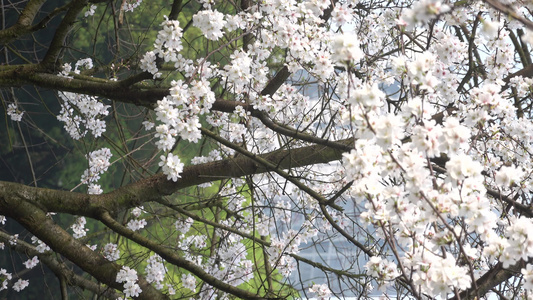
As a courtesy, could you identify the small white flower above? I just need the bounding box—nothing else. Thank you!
[12,279,29,292]
[86,244,97,251]
[495,166,524,187]
[116,266,138,283]
[349,83,385,108]
[84,4,97,17]
[159,153,184,182]
[131,207,144,218]
[23,256,39,269]
[175,217,194,234]
[331,33,364,66]
[87,183,103,195]
[9,234,18,246]
[75,58,93,71]
[166,283,176,295]
[142,120,155,130]
[126,219,147,231]
[116,266,142,297]
[102,243,120,261]
[521,30,533,45]
[309,283,331,299]
[146,254,167,288]
[522,264,533,290]
[181,273,196,292]
[123,0,143,12]
[7,103,23,122]
[140,51,161,78]
[81,148,112,185]
[71,216,88,239]
[481,18,501,38]
[56,90,109,139]
[0,269,12,291]
[31,236,50,253]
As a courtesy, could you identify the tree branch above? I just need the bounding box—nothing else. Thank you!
[0,231,120,299]
[450,261,524,300]
[0,195,168,299]
[0,137,353,217]
[41,0,90,69]
[0,0,46,45]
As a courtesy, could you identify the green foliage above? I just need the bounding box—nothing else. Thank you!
[2,1,297,298]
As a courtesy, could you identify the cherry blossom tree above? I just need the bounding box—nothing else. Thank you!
[2,0,533,299]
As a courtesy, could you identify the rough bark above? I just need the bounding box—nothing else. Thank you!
[0,191,168,300]
[0,137,353,218]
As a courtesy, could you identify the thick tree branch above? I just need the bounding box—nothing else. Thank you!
[0,66,167,108]
[0,0,46,45]
[0,232,120,299]
[0,65,352,153]
[0,195,168,299]
[41,0,89,68]
[168,0,183,20]
[450,261,525,300]
[482,0,533,30]
[486,188,533,218]
[0,137,353,218]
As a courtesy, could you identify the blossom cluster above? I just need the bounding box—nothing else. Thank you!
[364,257,399,286]
[102,243,120,261]
[123,0,142,12]
[23,256,39,269]
[31,236,50,253]
[158,153,184,182]
[0,270,27,292]
[12,279,29,292]
[145,254,167,289]
[331,33,364,67]
[71,216,88,239]
[127,207,147,231]
[193,9,226,40]
[6,103,23,122]
[9,234,18,246]
[140,17,182,79]
[174,217,194,235]
[57,59,109,140]
[116,266,142,298]
[309,284,332,300]
[140,1,351,181]
[57,91,109,140]
[181,273,196,292]
[84,4,97,17]
[266,226,318,277]
[0,269,11,291]
[80,147,112,194]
